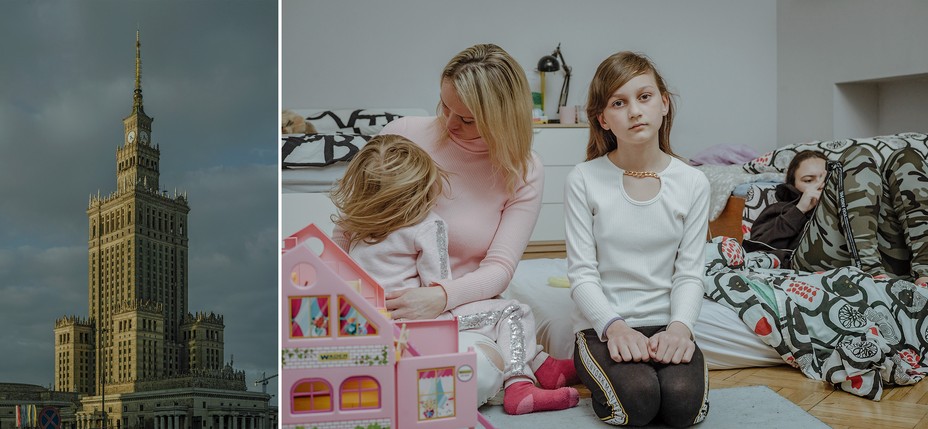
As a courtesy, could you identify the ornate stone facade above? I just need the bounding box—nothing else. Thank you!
[49,32,273,429]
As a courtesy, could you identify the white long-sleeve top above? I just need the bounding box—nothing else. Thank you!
[565,155,710,340]
[348,211,452,292]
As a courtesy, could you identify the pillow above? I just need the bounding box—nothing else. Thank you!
[742,132,928,174]
[281,133,372,168]
[302,109,411,135]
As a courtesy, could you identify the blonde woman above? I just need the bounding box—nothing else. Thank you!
[333,44,578,410]
[332,134,579,414]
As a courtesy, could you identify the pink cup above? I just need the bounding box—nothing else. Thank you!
[558,105,577,124]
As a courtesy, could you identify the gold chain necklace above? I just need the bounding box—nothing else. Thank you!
[623,170,660,179]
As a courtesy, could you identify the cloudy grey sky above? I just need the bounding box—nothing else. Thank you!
[0,1,279,401]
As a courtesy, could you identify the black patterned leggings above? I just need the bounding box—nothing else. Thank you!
[793,146,928,281]
[573,327,709,427]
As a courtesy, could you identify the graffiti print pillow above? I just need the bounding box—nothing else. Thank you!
[742,132,928,174]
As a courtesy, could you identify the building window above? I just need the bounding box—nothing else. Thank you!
[292,379,331,413]
[340,376,380,410]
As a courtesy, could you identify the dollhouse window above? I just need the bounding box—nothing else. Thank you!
[336,295,378,336]
[290,296,330,338]
[292,379,332,413]
[417,367,456,421]
[340,376,380,410]
[291,262,317,287]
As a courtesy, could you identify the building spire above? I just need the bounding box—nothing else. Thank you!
[133,29,145,115]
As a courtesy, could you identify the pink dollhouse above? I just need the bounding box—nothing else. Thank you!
[281,224,480,429]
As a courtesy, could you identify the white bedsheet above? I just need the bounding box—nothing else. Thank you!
[282,164,346,194]
[504,258,783,369]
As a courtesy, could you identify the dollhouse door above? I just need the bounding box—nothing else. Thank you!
[396,352,478,428]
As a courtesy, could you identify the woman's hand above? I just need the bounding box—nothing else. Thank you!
[648,322,696,364]
[385,285,447,320]
[605,320,652,362]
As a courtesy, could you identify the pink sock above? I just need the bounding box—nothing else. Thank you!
[503,381,579,415]
[534,356,579,389]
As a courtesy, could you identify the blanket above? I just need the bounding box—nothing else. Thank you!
[703,237,928,400]
[695,165,783,221]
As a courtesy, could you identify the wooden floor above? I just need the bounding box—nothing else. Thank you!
[710,365,928,428]
[522,242,928,428]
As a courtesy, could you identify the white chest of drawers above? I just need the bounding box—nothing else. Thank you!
[529,125,589,242]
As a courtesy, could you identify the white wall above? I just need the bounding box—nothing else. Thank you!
[283,0,778,157]
[777,0,928,146]
[879,77,928,135]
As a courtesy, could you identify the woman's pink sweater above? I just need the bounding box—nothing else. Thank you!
[334,116,544,311]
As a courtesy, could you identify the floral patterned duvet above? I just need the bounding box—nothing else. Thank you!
[703,237,928,400]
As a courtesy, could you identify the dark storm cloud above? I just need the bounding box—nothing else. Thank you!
[0,1,279,400]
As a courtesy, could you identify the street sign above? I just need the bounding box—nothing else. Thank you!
[39,407,60,429]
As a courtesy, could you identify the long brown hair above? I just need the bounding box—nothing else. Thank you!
[438,44,534,193]
[585,51,678,161]
[331,134,448,249]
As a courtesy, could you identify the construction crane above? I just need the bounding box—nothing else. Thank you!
[255,372,278,394]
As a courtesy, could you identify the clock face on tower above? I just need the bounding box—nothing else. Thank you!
[127,130,136,143]
[140,130,150,144]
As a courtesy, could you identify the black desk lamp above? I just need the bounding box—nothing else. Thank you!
[537,43,572,116]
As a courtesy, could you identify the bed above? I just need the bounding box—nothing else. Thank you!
[699,165,782,242]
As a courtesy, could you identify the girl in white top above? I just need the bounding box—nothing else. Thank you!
[331,134,579,415]
[565,52,711,427]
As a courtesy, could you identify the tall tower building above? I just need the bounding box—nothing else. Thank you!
[51,31,272,429]
[55,31,225,397]
[88,30,193,395]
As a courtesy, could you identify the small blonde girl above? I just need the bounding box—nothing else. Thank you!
[332,134,579,415]
[331,134,447,250]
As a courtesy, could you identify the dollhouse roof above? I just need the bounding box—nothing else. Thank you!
[282,223,385,307]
